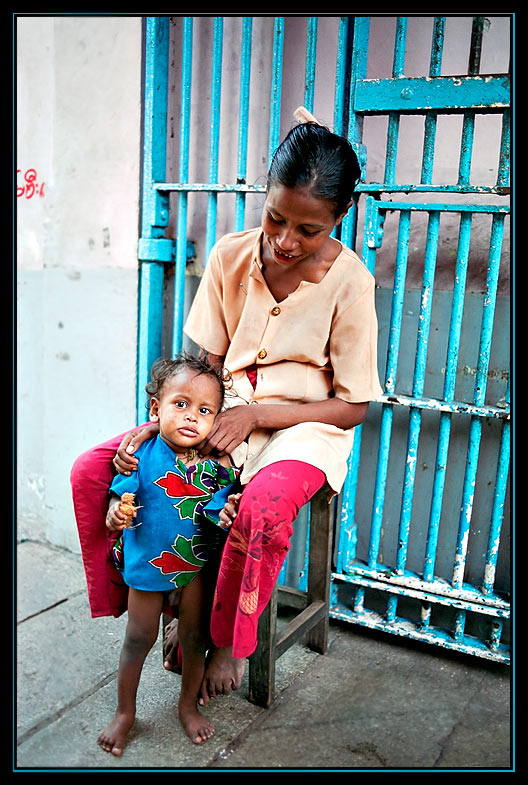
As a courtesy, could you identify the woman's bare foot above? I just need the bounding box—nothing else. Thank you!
[98,711,135,756]
[198,646,246,706]
[163,618,182,673]
[178,698,215,744]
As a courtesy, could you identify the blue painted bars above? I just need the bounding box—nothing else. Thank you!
[137,16,171,422]
[138,16,511,663]
[268,17,284,167]
[234,18,253,233]
[205,18,224,261]
[332,14,510,662]
[304,17,318,112]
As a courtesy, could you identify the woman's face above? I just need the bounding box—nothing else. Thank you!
[261,184,347,269]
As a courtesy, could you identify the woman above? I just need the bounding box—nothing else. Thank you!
[71,112,382,709]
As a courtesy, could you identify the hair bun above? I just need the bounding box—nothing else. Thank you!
[293,105,319,125]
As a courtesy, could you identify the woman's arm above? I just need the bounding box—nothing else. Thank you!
[254,398,368,431]
[201,397,368,457]
[202,351,368,456]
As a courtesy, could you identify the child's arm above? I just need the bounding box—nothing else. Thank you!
[106,493,138,531]
[218,493,241,531]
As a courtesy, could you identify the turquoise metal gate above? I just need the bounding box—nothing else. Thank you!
[329,17,510,664]
[137,16,511,663]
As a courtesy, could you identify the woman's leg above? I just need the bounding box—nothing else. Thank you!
[70,426,153,618]
[98,588,164,756]
[201,461,325,703]
[70,431,131,617]
[162,588,183,672]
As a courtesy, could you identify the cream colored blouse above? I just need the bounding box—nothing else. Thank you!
[184,227,383,494]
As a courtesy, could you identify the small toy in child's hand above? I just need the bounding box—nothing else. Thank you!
[119,492,142,528]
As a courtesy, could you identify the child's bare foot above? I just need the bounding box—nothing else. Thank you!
[98,711,135,756]
[178,699,215,744]
[199,646,246,706]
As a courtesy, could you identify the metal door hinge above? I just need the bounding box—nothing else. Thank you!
[137,238,196,263]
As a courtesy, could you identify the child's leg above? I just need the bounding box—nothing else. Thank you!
[177,573,215,744]
[98,588,164,756]
[163,555,219,673]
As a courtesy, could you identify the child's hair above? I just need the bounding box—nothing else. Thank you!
[145,352,228,410]
[267,122,361,218]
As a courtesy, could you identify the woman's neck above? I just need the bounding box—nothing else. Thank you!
[260,234,340,303]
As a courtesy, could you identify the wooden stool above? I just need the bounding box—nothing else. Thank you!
[248,486,335,708]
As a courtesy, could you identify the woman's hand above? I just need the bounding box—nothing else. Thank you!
[113,423,159,475]
[199,405,258,457]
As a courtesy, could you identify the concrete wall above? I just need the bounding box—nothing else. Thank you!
[17,17,143,551]
[16,15,510,556]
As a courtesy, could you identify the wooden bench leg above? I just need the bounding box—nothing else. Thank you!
[306,488,334,654]
[247,487,334,708]
[248,585,278,708]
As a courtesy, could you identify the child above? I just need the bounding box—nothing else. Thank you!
[97,354,238,755]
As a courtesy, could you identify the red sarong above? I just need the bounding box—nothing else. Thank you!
[209,460,325,658]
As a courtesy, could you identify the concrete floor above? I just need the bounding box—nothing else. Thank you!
[15,540,513,772]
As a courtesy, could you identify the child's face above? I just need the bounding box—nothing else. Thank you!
[149,369,222,454]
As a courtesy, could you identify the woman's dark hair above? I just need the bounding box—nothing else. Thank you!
[267,122,361,218]
[145,352,228,410]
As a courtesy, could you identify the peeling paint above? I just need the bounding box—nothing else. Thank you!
[330,598,509,664]
[381,392,509,420]
[336,565,509,613]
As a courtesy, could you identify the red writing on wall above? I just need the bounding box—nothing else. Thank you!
[17,169,45,199]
